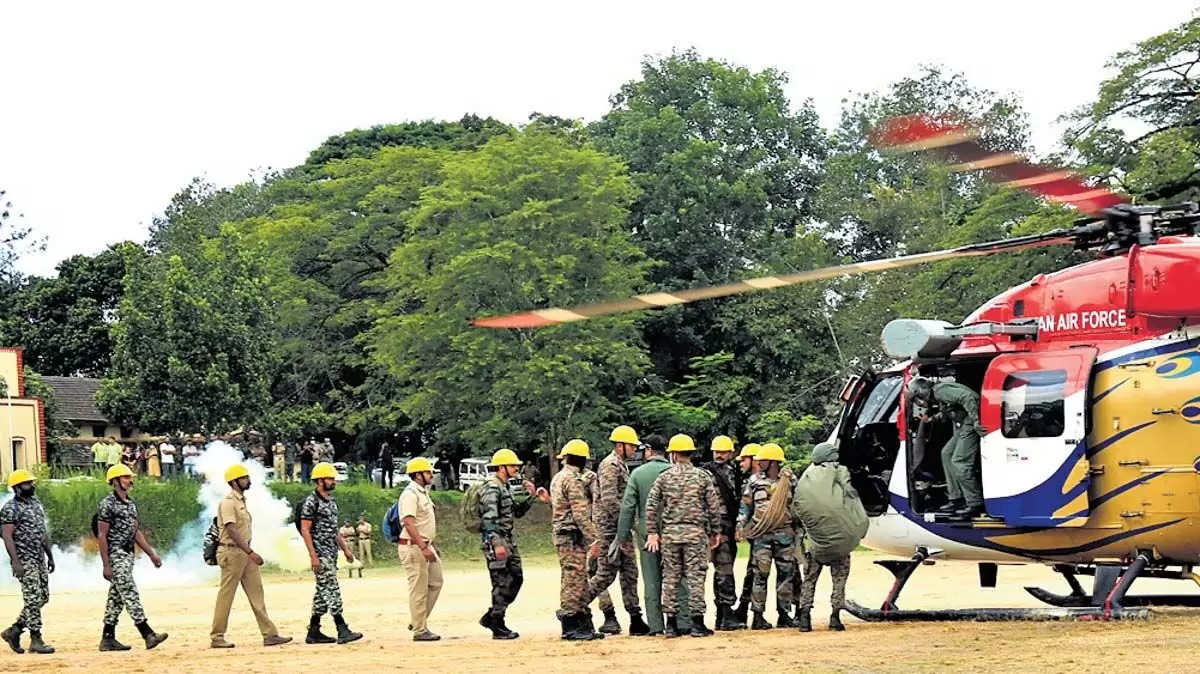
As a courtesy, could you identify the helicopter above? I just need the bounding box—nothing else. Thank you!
[472,114,1200,622]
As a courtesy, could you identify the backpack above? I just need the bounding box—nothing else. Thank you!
[202,517,219,566]
[90,511,100,537]
[461,483,485,534]
[382,503,401,544]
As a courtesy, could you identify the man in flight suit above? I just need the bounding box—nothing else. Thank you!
[908,376,987,520]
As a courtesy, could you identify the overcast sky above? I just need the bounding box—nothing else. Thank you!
[3,1,1196,277]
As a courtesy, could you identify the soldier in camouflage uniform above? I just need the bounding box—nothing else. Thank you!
[478,449,549,639]
[299,462,363,645]
[1,469,55,654]
[736,443,799,629]
[588,425,649,636]
[580,462,616,614]
[97,464,169,651]
[646,434,722,638]
[550,439,605,641]
[701,435,746,631]
[731,443,761,626]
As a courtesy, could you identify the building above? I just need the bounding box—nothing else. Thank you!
[41,376,152,466]
[0,348,47,477]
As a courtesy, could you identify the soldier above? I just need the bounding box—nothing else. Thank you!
[737,442,799,629]
[477,449,549,639]
[588,425,649,636]
[210,464,292,649]
[700,435,746,630]
[356,513,373,566]
[397,457,443,642]
[578,455,615,620]
[909,376,987,520]
[731,442,760,626]
[1,469,55,654]
[794,443,861,632]
[299,462,363,645]
[97,464,169,651]
[550,439,605,641]
[646,434,722,638]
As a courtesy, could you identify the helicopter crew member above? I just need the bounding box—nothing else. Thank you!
[589,425,649,636]
[737,442,799,629]
[97,464,169,652]
[1,469,56,655]
[731,443,760,627]
[551,439,606,641]
[701,435,746,630]
[398,457,443,642]
[909,377,986,520]
[478,449,549,639]
[646,434,722,638]
[299,462,363,645]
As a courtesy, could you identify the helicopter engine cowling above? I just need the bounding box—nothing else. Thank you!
[881,319,963,359]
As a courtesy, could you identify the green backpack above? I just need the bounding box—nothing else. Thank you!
[461,483,485,533]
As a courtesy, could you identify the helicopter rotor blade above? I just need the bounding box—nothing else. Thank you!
[871,115,1127,215]
[472,230,1073,328]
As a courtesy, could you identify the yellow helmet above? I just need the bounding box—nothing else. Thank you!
[7,469,35,489]
[311,462,338,480]
[758,443,785,462]
[406,457,434,474]
[224,464,250,483]
[738,443,761,459]
[489,448,522,467]
[559,439,590,459]
[106,464,134,483]
[710,435,735,453]
[667,434,696,452]
[609,425,640,445]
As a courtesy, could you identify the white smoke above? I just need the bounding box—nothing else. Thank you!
[0,441,309,593]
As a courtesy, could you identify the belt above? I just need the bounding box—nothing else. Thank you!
[397,539,433,546]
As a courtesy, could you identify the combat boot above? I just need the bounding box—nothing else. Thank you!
[99,624,131,651]
[305,615,336,644]
[829,609,845,631]
[716,605,744,631]
[751,612,772,630]
[563,613,599,642]
[599,608,621,635]
[627,609,650,636]
[582,610,606,640]
[333,615,363,644]
[777,611,798,628]
[732,602,749,629]
[479,609,495,633]
[28,631,54,654]
[663,614,680,639]
[798,609,812,632]
[689,614,713,638]
[135,621,169,650]
[490,614,519,640]
[2,623,23,654]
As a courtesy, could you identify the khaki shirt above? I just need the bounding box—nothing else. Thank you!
[217,491,252,546]
[356,521,372,540]
[398,482,436,542]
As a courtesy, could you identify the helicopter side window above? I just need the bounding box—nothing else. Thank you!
[1001,369,1067,439]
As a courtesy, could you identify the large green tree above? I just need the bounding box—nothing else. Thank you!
[369,129,650,457]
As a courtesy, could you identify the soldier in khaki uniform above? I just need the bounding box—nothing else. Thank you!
[398,457,443,642]
[210,464,292,649]
[356,513,373,565]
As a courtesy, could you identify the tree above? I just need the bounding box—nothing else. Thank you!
[305,114,512,166]
[98,226,277,432]
[368,129,650,458]
[0,189,44,285]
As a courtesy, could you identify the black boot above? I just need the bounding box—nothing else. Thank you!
[732,602,749,629]
[2,623,22,654]
[559,612,572,640]
[937,499,963,514]
[599,608,621,635]
[99,624,131,652]
[777,611,798,628]
[305,615,336,644]
[333,615,363,644]
[751,612,772,630]
[689,614,713,637]
[490,613,519,640]
[28,631,54,654]
[563,613,598,641]
[479,609,495,632]
[715,605,741,631]
[829,609,845,631]
[582,610,605,640]
[627,609,650,636]
[798,609,812,632]
[951,504,986,521]
[663,614,680,638]
[135,621,169,650]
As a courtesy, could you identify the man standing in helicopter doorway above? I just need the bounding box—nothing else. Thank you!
[908,376,986,521]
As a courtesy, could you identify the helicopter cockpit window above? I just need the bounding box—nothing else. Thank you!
[856,376,903,429]
[1001,369,1067,439]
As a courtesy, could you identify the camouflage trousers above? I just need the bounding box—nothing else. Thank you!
[798,551,851,611]
[486,543,524,618]
[661,541,707,617]
[711,536,737,607]
[751,535,797,614]
[103,550,146,626]
[737,540,755,608]
[556,543,589,615]
[16,558,49,632]
[311,557,344,616]
[588,538,639,613]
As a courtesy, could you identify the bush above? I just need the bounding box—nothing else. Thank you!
[39,476,202,551]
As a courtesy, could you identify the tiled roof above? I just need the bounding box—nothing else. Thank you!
[41,376,108,423]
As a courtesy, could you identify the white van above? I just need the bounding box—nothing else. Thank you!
[458,457,528,497]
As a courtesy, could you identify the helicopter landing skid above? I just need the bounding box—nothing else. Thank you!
[844,600,1150,622]
[1024,587,1200,608]
[1027,556,1200,609]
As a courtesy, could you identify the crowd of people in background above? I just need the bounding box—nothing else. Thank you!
[86,434,338,484]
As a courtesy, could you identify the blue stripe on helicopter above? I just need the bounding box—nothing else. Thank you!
[1091,377,1130,404]
[1086,421,1156,459]
[1094,339,1197,373]
[1046,469,1169,522]
[982,439,1087,525]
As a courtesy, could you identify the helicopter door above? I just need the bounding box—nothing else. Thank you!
[979,348,1096,527]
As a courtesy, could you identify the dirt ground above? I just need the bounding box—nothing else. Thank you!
[4,551,1200,673]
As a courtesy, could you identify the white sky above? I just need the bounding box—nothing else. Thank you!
[3,1,1196,277]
